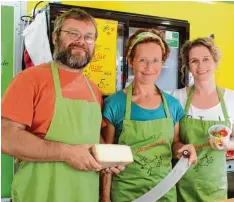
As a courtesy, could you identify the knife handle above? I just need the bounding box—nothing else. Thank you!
[182,150,190,158]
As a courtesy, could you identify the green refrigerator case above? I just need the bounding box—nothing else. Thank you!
[1,5,14,198]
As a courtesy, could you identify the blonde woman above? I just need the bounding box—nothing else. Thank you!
[171,37,234,202]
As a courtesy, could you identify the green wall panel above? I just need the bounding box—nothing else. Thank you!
[1,5,14,198]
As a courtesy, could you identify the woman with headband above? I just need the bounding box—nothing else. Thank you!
[171,37,234,202]
[100,28,197,202]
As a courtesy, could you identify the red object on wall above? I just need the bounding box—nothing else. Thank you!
[227,150,234,157]
[24,49,34,68]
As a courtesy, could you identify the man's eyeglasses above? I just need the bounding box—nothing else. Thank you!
[60,30,96,45]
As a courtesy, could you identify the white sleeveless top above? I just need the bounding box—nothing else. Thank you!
[170,88,234,126]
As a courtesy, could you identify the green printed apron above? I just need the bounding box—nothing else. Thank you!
[178,86,231,202]
[111,84,177,202]
[12,62,102,202]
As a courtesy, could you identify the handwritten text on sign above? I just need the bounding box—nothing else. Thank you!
[83,18,118,95]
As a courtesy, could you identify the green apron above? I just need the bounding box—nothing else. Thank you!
[11,62,102,202]
[178,86,231,202]
[111,84,177,202]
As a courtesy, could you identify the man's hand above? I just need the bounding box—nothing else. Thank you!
[176,144,197,165]
[101,165,125,175]
[62,144,102,171]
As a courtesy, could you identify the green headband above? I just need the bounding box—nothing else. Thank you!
[127,32,166,57]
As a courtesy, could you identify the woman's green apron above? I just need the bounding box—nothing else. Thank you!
[111,84,177,202]
[178,86,230,202]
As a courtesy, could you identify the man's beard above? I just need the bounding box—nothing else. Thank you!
[53,40,94,70]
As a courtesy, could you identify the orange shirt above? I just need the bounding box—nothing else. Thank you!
[2,63,104,139]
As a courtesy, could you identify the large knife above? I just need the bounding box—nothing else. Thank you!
[132,150,191,202]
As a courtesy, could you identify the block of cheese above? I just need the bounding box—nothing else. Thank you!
[93,144,134,169]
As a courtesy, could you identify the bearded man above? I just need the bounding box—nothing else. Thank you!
[1,8,124,202]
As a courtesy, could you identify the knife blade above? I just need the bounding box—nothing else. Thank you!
[132,150,191,202]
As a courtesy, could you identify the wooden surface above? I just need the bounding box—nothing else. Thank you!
[227,156,234,160]
[218,198,234,202]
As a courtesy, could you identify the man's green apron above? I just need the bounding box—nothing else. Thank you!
[11,62,102,202]
[178,86,230,202]
[111,84,177,202]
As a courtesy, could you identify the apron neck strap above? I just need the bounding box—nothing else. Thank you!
[125,83,133,120]
[84,77,98,103]
[185,85,229,121]
[162,92,171,118]
[217,86,229,121]
[125,83,171,120]
[51,61,62,98]
[184,86,194,114]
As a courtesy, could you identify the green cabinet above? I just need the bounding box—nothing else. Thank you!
[1,5,14,198]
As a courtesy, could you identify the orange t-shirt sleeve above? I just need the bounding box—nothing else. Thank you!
[1,72,34,127]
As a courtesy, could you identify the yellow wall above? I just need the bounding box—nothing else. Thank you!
[27,1,234,90]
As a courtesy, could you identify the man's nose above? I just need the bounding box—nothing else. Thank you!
[75,36,86,45]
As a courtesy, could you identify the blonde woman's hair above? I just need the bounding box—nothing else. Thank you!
[180,37,221,85]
